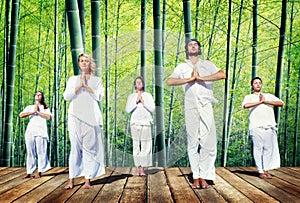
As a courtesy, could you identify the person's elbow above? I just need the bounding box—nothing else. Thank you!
[218,70,226,79]
[167,78,173,86]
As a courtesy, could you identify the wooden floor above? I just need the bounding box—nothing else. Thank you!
[0,166,299,203]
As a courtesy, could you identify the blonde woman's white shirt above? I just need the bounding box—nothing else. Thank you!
[63,75,104,126]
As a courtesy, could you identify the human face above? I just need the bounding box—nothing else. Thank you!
[35,92,43,102]
[135,78,144,91]
[187,41,199,55]
[252,79,262,93]
[78,56,90,73]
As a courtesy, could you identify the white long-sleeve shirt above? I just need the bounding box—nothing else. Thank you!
[125,92,155,125]
[63,75,104,126]
[242,93,283,130]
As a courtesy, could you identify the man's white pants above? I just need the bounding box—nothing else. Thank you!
[250,127,280,173]
[25,136,51,174]
[130,124,152,167]
[68,115,105,179]
[185,102,217,180]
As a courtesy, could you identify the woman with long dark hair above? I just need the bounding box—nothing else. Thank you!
[20,91,52,179]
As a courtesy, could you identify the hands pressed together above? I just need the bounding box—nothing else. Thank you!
[136,92,144,104]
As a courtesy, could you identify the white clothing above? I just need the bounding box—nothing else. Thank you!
[67,115,105,179]
[242,93,282,173]
[242,93,283,130]
[169,59,219,180]
[25,136,51,174]
[64,75,105,179]
[63,75,104,126]
[250,127,280,173]
[126,91,155,167]
[125,92,155,125]
[169,59,220,110]
[185,103,217,180]
[20,105,52,140]
[20,105,52,174]
[130,124,152,167]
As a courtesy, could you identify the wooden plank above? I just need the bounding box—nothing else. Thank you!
[289,167,300,172]
[120,171,147,202]
[179,167,227,203]
[165,167,200,202]
[213,172,253,203]
[13,167,69,203]
[241,167,300,199]
[268,169,300,187]
[0,173,54,202]
[218,167,279,203]
[233,167,300,203]
[93,167,132,202]
[277,167,300,179]
[148,167,173,203]
[66,167,115,203]
[0,167,26,185]
[39,172,85,203]
[0,167,23,177]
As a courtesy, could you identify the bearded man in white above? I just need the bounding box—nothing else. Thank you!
[20,91,52,179]
[167,39,226,189]
[126,76,155,176]
[242,77,283,179]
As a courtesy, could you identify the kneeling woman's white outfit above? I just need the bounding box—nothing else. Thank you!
[20,105,52,174]
[64,75,105,179]
[126,92,155,167]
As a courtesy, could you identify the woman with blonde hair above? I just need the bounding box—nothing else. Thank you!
[64,53,105,189]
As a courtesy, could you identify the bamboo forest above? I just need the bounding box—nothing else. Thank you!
[0,0,299,170]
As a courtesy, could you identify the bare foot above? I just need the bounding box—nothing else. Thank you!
[264,171,272,179]
[65,179,74,190]
[199,178,211,189]
[83,179,91,189]
[34,172,41,179]
[82,184,91,189]
[191,178,200,189]
[134,166,140,176]
[22,174,31,179]
[140,167,146,176]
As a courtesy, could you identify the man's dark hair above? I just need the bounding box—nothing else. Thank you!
[185,39,202,58]
[251,76,262,86]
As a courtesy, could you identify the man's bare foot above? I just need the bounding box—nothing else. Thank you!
[34,172,41,179]
[83,179,91,189]
[191,178,200,189]
[199,178,211,189]
[65,179,74,189]
[22,174,31,179]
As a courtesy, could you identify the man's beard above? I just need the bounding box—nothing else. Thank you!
[187,52,199,57]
